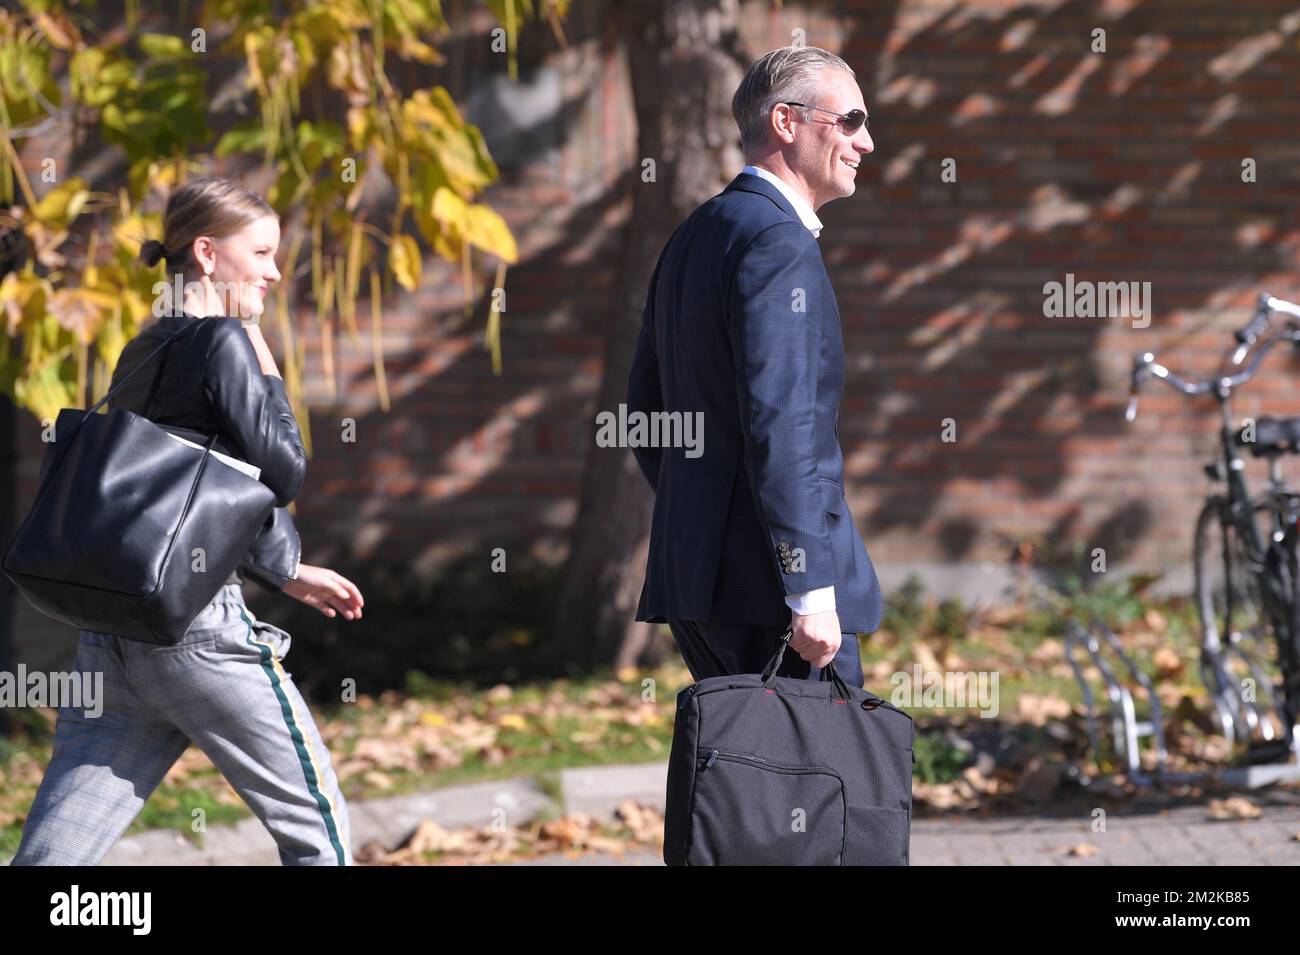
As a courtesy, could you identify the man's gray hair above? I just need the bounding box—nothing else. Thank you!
[732,46,855,154]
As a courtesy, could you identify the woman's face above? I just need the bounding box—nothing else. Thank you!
[201,214,282,320]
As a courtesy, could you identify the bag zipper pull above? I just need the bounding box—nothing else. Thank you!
[702,750,719,770]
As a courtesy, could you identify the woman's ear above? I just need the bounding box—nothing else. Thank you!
[192,235,217,277]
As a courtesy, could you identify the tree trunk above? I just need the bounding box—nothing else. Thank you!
[549,0,747,673]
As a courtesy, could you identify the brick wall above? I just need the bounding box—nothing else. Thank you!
[10,0,1300,665]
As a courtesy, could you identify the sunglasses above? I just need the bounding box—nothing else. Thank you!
[784,102,870,134]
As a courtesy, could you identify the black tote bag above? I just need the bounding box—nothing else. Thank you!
[2,319,277,645]
[664,630,914,865]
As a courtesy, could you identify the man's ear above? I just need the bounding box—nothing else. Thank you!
[770,103,798,146]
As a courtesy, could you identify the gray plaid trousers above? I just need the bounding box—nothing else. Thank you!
[10,582,351,865]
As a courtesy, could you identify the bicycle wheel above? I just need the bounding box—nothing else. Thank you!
[1192,496,1282,742]
[1194,497,1270,650]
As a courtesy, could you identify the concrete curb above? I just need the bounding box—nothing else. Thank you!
[97,761,671,866]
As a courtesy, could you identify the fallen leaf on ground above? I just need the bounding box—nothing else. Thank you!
[1017,693,1073,724]
[1208,796,1261,820]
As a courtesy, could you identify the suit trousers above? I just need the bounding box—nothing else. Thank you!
[10,582,351,866]
[666,617,866,688]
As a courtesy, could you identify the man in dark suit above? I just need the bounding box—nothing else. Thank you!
[627,46,881,687]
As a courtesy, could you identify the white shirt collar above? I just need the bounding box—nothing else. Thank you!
[740,164,823,238]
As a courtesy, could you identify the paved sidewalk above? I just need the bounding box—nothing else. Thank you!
[68,761,1300,866]
[910,802,1300,865]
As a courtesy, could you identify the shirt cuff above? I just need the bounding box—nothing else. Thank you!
[785,585,836,615]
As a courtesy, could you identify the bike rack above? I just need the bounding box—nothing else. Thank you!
[1199,631,1281,749]
[1065,616,1180,786]
[1200,632,1300,785]
[1067,616,1300,788]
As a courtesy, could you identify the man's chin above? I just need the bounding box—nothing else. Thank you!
[827,179,855,202]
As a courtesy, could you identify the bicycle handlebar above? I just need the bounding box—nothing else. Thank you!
[1128,292,1300,422]
[1266,295,1300,321]
[1233,295,1270,352]
[1233,294,1300,363]
[1125,352,1212,421]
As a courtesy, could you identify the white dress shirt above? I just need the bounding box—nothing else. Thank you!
[739,164,835,617]
[741,164,823,237]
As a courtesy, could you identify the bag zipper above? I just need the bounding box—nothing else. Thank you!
[698,749,844,783]
[693,749,851,865]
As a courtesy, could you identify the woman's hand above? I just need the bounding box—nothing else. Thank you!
[282,564,365,620]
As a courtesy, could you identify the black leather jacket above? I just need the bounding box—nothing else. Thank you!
[106,312,306,590]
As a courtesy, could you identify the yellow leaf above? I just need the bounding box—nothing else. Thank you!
[404,87,461,131]
[0,272,42,336]
[464,203,518,264]
[33,177,90,228]
[388,234,422,291]
[402,88,496,193]
[243,28,272,94]
[398,36,445,64]
[497,714,527,731]
[431,186,469,232]
[95,308,128,373]
[13,348,75,422]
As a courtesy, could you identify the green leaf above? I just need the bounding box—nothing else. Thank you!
[137,32,190,60]
[215,122,270,157]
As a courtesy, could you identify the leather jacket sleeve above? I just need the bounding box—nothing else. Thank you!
[240,505,302,591]
[202,318,307,508]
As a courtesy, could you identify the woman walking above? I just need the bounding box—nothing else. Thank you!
[10,176,363,866]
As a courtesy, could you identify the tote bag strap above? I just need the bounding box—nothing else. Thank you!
[79,318,202,425]
[760,627,855,700]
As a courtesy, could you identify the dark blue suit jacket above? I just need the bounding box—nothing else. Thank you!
[627,171,883,633]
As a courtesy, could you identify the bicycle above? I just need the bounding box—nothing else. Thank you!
[1128,292,1300,765]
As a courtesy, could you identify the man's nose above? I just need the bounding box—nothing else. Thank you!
[855,128,874,155]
